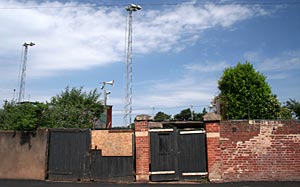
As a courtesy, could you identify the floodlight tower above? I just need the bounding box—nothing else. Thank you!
[124,4,141,126]
[18,42,35,103]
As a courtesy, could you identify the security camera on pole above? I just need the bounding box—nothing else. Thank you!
[101,80,114,106]
[101,80,114,128]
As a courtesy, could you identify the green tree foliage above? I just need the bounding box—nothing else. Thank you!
[41,87,104,128]
[279,106,292,119]
[194,108,208,121]
[173,108,207,121]
[0,101,45,131]
[218,62,280,119]
[0,87,104,131]
[286,99,300,119]
[154,111,171,121]
[174,108,192,121]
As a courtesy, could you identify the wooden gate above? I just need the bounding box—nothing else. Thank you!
[90,150,134,182]
[150,128,179,181]
[150,128,207,182]
[47,129,134,182]
[47,129,90,181]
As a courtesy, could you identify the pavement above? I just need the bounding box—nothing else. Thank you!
[0,180,299,187]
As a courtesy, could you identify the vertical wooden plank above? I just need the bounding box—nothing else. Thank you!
[47,129,90,181]
[90,150,134,182]
[150,128,179,181]
[178,130,207,181]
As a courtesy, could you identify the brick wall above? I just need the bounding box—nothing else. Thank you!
[135,112,300,182]
[206,121,222,181]
[135,121,150,182]
[219,120,300,181]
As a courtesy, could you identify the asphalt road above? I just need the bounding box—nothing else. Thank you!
[0,180,299,187]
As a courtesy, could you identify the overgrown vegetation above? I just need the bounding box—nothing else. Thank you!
[286,99,300,119]
[41,87,103,129]
[0,87,104,131]
[153,108,207,122]
[0,101,44,131]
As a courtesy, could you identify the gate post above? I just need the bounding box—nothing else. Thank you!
[134,115,152,182]
[203,112,222,182]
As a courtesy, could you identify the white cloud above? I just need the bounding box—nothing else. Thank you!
[267,73,289,80]
[0,1,126,78]
[0,0,267,78]
[134,90,212,108]
[258,50,300,72]
[131,74,218,109]
[0,0,270,111]
[244,50,300,73]
[134,3,263,54]
[184,61,229,72]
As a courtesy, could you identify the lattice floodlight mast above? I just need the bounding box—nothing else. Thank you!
[18,42,35,103]
[124,4,141,126]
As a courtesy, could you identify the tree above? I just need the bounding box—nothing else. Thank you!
[154,111,171,121]
[286,99,300,119]
[174,108,192,121]
[173,108,208,121]
[41,87,104,128]
[194,108,208,121]
[0,101,45,131]
[0,87,104,130]
[218,62,280,119]
[279,106,292,119]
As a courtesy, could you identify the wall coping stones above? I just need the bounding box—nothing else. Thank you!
[203,112,221,122]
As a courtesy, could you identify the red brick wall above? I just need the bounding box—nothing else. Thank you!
[135,116,300,182]
[206,122,222,181]
[106,106,112,128]
[135,121,150,181]
[219,120,300,181]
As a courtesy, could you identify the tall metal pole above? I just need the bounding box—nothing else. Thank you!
[103,82,107,106]
[18,42,35,103]
[124,4,141,126]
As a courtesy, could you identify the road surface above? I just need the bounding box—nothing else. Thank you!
[0,180,299,187]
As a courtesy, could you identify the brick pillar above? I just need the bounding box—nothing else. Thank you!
[204,112,222,182]
[135,115,152,182]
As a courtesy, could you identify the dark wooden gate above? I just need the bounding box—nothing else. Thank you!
[150,128,179,181]
[47,129,134,182]
[47,129,90,181]
[150,128,207,182]
[178,129,207,181]
[90,150,134,182]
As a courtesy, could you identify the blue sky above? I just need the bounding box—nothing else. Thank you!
[0,0,300,126]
